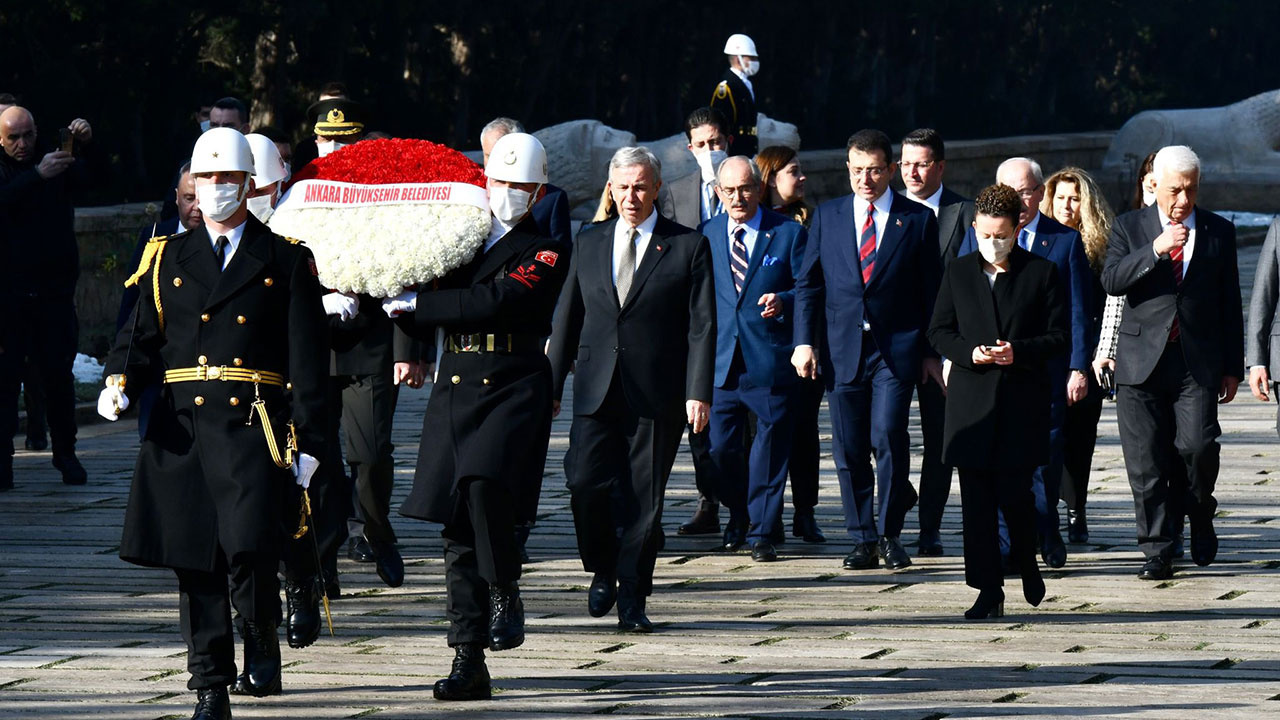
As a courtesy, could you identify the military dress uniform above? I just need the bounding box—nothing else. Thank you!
[106,216,327,693]
[395,216,566,650]
[709,70,758,158]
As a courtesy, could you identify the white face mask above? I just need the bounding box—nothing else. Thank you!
[1142,189,1156,207]
[976,234,1015,265]
[247,192,276,223]
[694,149,728,183]
[317,140,348,158]
[489,186,534,225]
[196,181,246,222]
[740,57,760,77]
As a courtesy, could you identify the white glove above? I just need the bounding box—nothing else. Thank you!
[97,386,129,421]
[322,292,360,321]
[292,452,320,489]
[382,289,417,317]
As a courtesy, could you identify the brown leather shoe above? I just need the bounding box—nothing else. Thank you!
[677,499,720,535]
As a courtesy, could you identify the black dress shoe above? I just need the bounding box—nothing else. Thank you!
[678,500,720,535]
[191,686,231,720]
[964,588,1005,620]
[284,578,321,649]
[1066,508,1089,544]
[488,581,524,651]
[1041,530,1067,569]
[1190,514,1218,567]
[791,512,826,543]
[231,620,281,697]
[842,542,879,570]
[0,457,12,492]
[348,536,375,563]
[368,540,404,588]
[879,536,913,570]
[588,573,617,618]
[24,435,48,452]
[917,528,944,556]
[433,643,491,701]
[52,453,86,485]
[751,540,778,562]
[1022,565,1045,607]
[616,593,653,633]
[721,518,749,552]
[514,523,532,564]
[1138,556,1173,581]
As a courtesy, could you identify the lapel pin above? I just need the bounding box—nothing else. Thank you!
[655,245,662,251]
[895,219,902,227]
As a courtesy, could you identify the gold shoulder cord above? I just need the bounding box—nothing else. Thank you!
[246,386,297,470]
[123,236,170,333]
[713,82,737,121]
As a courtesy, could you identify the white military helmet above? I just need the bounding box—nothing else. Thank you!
[245,133,290,187]
[723,33,758,56]
[190,127,254,175]
[484,132,548,184]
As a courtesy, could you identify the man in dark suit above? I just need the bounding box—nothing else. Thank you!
[793,129,943,572]
[1248,217,1280,433]
[549,146,716,632]
[899,128,974,556]
[710,34,760,158]
[701,156,807,562]
[957,157,1092,569]
[1101,144,1243,581]
[98,128,328,719]
[658,107,732,538]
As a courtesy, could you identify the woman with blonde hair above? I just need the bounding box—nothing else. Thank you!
[1040,167,1114,544]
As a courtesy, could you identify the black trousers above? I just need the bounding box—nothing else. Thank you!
[787,377,824,514]
[916,379,951,532]
[687,422,717,505]
[1060,382,1105,513]
[442,476,520,647]
[282,380,352,583]
[175,551,278,690]
[338,373,398,545]
[0,296,77,457]
[567,375,684,596]
[958,467,1038,591]
[1116,344,1220,559]
[22,356,46,442]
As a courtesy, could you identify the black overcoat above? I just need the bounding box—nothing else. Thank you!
[396,219,568,523]
[107,218,328,572]
[927,248,1068,470]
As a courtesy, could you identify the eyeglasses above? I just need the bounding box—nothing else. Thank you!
[848,166,888,179]
[1012,185,1042,200]
[718,184,758,197]
[900,161,936,172]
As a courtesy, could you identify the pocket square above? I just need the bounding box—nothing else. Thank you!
[762,255,779,266]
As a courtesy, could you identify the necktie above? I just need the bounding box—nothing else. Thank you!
[213,235,229,271]
[1018,227,1030,250]
[730,227,748,294]
[702,183,717,222]
[1169,221,1183,341]
[859,206,877,285]
[616,228,637,304]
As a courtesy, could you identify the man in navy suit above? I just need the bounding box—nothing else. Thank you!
[702,156,808,562]
[957,157,1092,568]
[793,129,943,572]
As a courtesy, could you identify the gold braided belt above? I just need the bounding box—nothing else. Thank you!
[163,366,286,386]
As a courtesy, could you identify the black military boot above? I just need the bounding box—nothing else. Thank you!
[230,620,281,696]
[433,643,491,701]
[488,581,525,651]
[191,685,231,719]
[284,578,321,649]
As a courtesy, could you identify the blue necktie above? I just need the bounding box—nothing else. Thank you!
[1017,228,1030,251]
[730,227,748,294]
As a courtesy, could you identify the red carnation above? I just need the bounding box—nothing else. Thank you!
[288,138,486,188]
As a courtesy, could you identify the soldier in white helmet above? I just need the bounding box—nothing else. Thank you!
[243,133,289,224]
[710,33,761,157]
[381,132,567,700]
[99,127,328,720]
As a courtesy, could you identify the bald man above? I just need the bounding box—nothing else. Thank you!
[0,106,93,490]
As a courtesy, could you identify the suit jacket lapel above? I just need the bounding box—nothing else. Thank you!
[868,194,907,287]
[623,226,671,310]
[705,216,737,307]
[174,225,219,297]
[968,254,1001,342]
[1182,209,1212,287]
[833,195,860,280]
[204,222,268,311]
[473,227,525,281]
[738,223,777,306]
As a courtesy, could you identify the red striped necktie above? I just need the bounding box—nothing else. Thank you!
[1169,221,1183,342]
[859,206,877,285]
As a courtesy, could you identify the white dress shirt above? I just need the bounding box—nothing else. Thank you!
[727,207,762,261]
[205,220,246,270]
[1019,212,1043,250]
[613,208,659,286]
[485,216,517,253]
[1155,207,1198,268]
[852,190,894,250]
[730,67,755,101]
[908,184,945,217]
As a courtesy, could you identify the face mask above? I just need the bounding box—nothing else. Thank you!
[247,192,276,223]
[694,149,728,183]
[740,57,760,77]
[1142,189,1156,207]
[199,120,211,133]
[489,186,534,225]
[317,140,348,158]
[977,234,1015,265]
[196,182,246,222]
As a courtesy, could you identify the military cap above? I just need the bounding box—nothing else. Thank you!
[310,98,366,137]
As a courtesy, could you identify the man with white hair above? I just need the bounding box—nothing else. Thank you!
[1101,145,1243,581]
[548,146,715,632]
[957,156,1091,570]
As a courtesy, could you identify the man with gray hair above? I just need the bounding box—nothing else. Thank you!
[549,145,716,632]
[1101,144,1243,581]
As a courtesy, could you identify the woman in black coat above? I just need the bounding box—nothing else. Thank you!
[928,185,1069,619]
